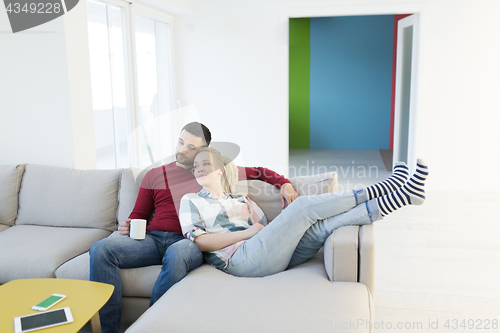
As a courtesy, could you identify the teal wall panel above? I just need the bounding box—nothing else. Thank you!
[309,15,394,150]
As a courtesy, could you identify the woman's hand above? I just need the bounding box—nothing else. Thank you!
[281,183,299,208]
[245,223,265,238]
[118,218,131,236]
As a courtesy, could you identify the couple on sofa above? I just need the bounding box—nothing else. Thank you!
[90,122,428,333]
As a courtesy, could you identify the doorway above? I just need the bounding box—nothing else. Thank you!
[287,9,422,181]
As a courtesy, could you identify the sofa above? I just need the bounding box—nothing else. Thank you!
[0,163,376,332]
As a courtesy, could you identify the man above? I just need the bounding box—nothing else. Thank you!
[90,122,298,333]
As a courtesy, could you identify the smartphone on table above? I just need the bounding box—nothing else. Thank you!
[31,293,66,311]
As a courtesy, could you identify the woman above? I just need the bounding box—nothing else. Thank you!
[179,147,428,277]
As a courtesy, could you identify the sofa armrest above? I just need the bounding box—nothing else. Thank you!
[358,223,376,298]
[323,224,375,297]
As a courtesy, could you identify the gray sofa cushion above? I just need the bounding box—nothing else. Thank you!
[54,251,91,280]
[0,164,26,226]
[235,171,338,221]
[116,168,147,224]
[16,164,121,231]
[120,265,162,297]
[0,225,111,284]
[126,257,374,333]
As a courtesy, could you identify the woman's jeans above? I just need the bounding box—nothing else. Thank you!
[225,189,381,277]
[90,231,203,333]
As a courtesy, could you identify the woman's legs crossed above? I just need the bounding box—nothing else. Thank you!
[287,199,380,268]
[225,160,427,277]
[287,159,428,268]
[226,189,365,277]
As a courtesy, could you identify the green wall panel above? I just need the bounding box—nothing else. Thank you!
[289,18,310,149]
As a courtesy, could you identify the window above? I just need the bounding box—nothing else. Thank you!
[134,14,174,168]
[87,0,175,169]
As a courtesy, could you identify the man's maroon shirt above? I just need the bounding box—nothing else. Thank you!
[128,162,291,234]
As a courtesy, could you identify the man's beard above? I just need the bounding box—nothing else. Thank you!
[176,153,193,166]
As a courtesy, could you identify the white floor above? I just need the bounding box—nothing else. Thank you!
[290,149,500,332]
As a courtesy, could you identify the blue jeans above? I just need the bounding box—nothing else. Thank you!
[225,189,380,277]
[89,231,203,333]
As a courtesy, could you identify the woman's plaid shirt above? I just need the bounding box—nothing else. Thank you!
[179,188,268,269]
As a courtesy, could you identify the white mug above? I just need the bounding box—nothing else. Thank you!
[130,219,147,240]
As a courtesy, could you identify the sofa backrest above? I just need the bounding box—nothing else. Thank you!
[16,164,121,231]
[117,168,147,224]
[235,172,338,222]
[0,164,26,226]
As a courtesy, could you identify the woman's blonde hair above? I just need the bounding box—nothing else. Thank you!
[197,147,238,194]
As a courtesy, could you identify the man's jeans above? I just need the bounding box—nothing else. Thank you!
[90,231,203,333]
[225,189,380,277]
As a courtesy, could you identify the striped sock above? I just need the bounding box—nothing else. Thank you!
[366,162,409,200]
[376,158,429,217]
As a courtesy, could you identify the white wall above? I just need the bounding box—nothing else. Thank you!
[64,0,97,169]
[0,12,76,167]
[419,0,500,191]
[174,0,290,176]
[174,0,500,190]
[0,0,95,169]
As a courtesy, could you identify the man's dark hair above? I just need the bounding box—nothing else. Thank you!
[181,122,212,146]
